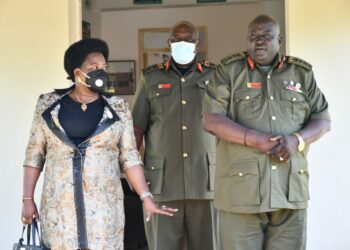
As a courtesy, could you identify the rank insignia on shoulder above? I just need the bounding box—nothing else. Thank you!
[201,60,216,68]
[142,63,165,74]
[157,63,165,69]
[287,56,312,71]
[247,82,262,89]
[221,52,247,65]
[158,83,172,89]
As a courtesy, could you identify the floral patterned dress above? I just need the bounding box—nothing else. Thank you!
[23,87,142,249]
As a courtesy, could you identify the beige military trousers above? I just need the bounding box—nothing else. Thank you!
[219,209,307,250]
[144,200,218,250]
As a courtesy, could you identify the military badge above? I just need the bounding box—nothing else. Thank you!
[158,83,172,89]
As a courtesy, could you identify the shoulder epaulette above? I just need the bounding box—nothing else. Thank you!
[142,63,165,74]
[221,52,247,65]
[200,60,216,69]
[287,56,312,71]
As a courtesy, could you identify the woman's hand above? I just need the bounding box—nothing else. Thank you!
[143,197,178,222]
[22,200,40,224]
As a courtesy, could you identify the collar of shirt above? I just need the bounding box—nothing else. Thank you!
[247,53,286,71]
[166,58,203,76]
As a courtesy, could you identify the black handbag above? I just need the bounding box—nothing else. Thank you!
[13,219,44,250]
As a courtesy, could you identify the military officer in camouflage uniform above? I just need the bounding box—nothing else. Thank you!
[202,15,331,250]
[132,21,218,250]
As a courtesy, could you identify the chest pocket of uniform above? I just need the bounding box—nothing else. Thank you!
[234,89,263,120]
[196,81,207,101]
[148,86,171,114]
[281,89,308,121]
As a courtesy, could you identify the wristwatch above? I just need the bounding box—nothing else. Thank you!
[293,132,305,152]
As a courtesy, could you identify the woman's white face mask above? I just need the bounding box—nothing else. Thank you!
[170,41,196,65]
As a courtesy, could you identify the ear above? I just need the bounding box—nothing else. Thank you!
[73,68,81,77]
[196,39,200,48]
[73,68,82,83]
[278,34,282,45]
[168,38,172,48]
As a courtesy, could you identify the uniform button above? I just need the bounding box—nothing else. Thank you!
[271,116,277,120]
[238,172,243,177]
[181,77,185,82]
[183,153,188,158]
[245,96,250,100]
[182,100,187,105]
[146,181,151,185]
[292,97,297,102]
[267,75,271,79]
[270,96,274,100]
[298,169,304,175]
[271,165,277,170]
[182,125,187,130]
[156,93,160,96]
[151,167,155,170]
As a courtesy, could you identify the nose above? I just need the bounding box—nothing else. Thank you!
[256,38,265,45]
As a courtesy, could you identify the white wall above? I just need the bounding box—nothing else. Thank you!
[83,0,102,38]
[0,0,79,248]
[286,1,350,249]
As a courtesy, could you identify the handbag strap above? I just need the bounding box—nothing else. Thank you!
[17,225,26,245]
[31,219,41,245]
[18,219,42,246]
[26,224,31,245]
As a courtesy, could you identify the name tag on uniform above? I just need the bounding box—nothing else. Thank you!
[158,83,172,89]
[247,82,262,89]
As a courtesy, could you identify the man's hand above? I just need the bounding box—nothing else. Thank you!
[248,131,281,154]
[267,135,299,162]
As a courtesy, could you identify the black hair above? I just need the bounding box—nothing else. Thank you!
[64,38,109,81]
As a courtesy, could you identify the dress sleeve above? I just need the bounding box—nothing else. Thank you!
[118,100,143,172]
[23,95,47,169]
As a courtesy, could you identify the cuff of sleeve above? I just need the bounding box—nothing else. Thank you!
[23,156,45,169]
[310,110,331,121]
[122,160,143,172]
[202,96,228,116]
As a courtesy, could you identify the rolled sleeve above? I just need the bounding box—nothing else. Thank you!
[307,71,331,121]
[118,101,143,172]
[132,73,150,131]
[202,63,231,116]
[23,95,47,169]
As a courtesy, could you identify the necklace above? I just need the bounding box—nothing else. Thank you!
[73,94,99,112]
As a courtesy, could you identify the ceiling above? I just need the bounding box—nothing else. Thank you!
[87,0,281,11]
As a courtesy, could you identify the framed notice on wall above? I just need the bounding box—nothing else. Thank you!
[197,0,225,3]
[134,0,162,4]
[106,60,136,95]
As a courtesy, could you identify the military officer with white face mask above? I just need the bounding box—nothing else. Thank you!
[132,21,218,250]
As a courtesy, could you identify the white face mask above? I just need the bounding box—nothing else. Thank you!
[170,41,196,65]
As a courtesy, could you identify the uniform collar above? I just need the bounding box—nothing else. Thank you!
[165,59,204,74]
[247,53,286,70]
